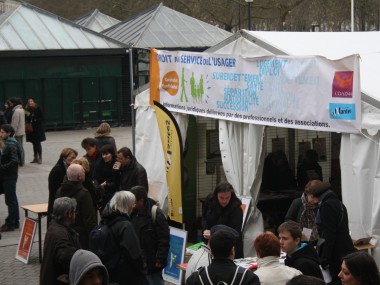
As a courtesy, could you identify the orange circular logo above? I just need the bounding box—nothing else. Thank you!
[162,71,179,96]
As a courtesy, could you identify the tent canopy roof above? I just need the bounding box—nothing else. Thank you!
[102,3,232,49]
[75,9,121,32]
[0,2,126,51]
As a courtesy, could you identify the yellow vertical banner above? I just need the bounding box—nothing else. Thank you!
[154,101,183,223]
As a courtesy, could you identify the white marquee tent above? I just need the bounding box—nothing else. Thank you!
[135,30,380,263]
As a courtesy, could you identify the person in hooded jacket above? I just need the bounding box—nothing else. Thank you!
[101,191,147,285]
[56,164,97,249]
[69,249,109,285]
[278,220,323,279]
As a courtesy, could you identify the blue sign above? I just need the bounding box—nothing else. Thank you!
[329,103,356,120]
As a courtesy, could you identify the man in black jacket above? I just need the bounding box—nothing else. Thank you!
[306,182,355,284]
[113,147,148,191]
[55,164,97,249]
[0,124,21,232]
[130,186,169,285]
[186,229,260,285]
[40,197,81,285]
[278,220,323,279]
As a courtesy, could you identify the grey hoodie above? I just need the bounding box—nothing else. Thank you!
[69,249,108,285]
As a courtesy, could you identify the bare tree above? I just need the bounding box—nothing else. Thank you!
[26,0,380,31]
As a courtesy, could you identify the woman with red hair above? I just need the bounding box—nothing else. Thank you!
[254,232,301,285]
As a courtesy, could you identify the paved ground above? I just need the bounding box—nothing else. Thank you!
[0,126,133,285]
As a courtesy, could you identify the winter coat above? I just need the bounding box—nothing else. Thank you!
[186,258,260,285]
[84,151,101,179]
[114,158,148,192]
[0,138,19,181]
[10,104,25,136]
[101,206,147,285]
[202,194,244,258]
[0,111,6,125]
[25,105,46,143]
[3,108,13,124]
[48,159,68,223]
[131,198,170,274]
[93,156,117,207]
[285,242,323,279]
[56,180,97,249]
[255,256,302,285]
[95,136,116,152]
[40,221,81,285]
[316,190,355,280]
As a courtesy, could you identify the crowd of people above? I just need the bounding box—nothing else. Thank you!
[190,180,380,285]
[0,109,379,285]
[38,122,169,285]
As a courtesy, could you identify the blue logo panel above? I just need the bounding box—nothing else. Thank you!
[329,103,356,120]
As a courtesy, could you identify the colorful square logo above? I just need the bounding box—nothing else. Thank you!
[329,103,356,120]
[332,71,353,98]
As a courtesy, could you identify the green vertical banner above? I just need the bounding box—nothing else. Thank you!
[154,101,184,224]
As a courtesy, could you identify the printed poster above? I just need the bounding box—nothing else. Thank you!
[150,49,361,134]
[16,218,37,264]
[163,227,187,284]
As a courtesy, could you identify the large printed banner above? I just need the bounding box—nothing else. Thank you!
[150,49,361,134]
[154,101,183,224]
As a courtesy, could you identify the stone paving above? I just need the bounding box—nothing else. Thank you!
[0,126,133,285]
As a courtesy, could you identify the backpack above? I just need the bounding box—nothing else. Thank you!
[89,217,124,272]
[197,266,248,285]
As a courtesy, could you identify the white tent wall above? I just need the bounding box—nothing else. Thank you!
[341,132,380,238]
[219,120,265,257]
[134,88,188,212]
[341,101,380,265]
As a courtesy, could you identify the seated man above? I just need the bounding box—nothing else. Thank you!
[185,225,235,281]
[278,221,323,279]
[254,232,302,285]
[186,228,260,285]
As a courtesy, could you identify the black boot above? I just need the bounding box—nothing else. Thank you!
[30,154,38,163]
